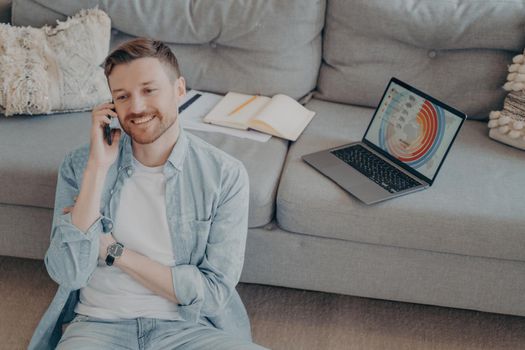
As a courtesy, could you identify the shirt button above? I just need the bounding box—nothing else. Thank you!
[108,223,113,229]
[428,50,437,59]
[127,169,133,176]
[110,189,114,195]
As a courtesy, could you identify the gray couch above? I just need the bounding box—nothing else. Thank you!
[2,0,525,318]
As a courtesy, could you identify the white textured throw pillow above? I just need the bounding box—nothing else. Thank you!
[0,8,111,116]
[488,49,525,151]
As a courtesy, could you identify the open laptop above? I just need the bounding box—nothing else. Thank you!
[302,77,466,205]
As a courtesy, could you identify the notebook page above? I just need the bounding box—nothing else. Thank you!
[252,94,315,140]
[203,92,270,130]
[179,90,271,142]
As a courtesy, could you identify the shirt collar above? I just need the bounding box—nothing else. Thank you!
[119,125,188,174]
[166,126,188,172]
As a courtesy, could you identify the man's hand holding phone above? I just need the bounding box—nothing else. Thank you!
[68,102,122,233]
[89,102,122,171]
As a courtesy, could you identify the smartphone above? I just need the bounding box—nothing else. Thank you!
[104,117,122,145]
[104,104,121,145]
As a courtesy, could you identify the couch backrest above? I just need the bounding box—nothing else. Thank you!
[316,0,525,120]
[0,0,10,23]
[12,0,325,100]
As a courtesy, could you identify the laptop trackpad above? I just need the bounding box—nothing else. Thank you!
[326,163,371,188]
[326,164,389,203]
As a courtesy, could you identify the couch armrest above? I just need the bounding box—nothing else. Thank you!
[0,0,11,24]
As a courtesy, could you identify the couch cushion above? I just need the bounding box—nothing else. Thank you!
[277,98,525,262]
[180,129,288,227]
[0,0,11,24]
[0,113,287,228]
[316,0,525,120]
[11,0,325,100]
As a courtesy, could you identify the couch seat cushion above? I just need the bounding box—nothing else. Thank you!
[182,129,288,227]
[0,112,287,228]
[277,99,525,261]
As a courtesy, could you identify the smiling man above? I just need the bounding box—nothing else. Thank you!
[29,38,267,350]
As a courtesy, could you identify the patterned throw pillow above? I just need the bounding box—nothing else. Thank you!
[0,8,111,116]
[488,50,525,150]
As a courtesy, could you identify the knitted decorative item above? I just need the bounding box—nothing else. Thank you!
[488,51,525,150]
[0,8,111,116]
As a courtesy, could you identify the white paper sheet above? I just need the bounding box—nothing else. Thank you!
[179,90,272,142]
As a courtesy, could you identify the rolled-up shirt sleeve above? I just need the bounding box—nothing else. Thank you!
[171,161,249,317]
[44,153,101,291]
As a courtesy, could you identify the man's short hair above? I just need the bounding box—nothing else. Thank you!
[103,37,181,82]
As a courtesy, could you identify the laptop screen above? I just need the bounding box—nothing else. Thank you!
[363,78,465,183]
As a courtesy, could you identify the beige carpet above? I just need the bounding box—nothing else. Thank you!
[1,256,525,350]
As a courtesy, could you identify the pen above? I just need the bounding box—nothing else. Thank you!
[179,93,202,113]
[228,95,258,116]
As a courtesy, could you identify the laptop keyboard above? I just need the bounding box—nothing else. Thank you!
[331,144,421,193]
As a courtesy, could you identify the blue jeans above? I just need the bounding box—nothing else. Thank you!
[56,315,268,350]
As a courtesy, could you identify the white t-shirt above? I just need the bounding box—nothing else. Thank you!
[75,156,181,320]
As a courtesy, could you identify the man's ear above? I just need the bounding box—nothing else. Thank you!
[175,77,186,99]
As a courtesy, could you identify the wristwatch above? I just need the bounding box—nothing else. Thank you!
[105,242,124,266]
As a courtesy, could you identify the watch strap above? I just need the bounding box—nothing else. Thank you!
[105,254,115,266]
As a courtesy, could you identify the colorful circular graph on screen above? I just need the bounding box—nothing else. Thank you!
[379,95,445,169]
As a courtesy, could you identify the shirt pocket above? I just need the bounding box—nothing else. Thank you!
[185,218,212,265]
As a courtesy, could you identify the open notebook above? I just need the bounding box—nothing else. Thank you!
[203,92,315,141]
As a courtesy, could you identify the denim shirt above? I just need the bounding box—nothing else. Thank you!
[29,127,251,350]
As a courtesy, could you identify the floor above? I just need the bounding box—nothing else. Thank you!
[1,256,525,350]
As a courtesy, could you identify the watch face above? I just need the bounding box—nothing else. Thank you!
[108,243,124,257]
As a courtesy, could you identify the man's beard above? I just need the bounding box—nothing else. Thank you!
[121,110,177,145]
